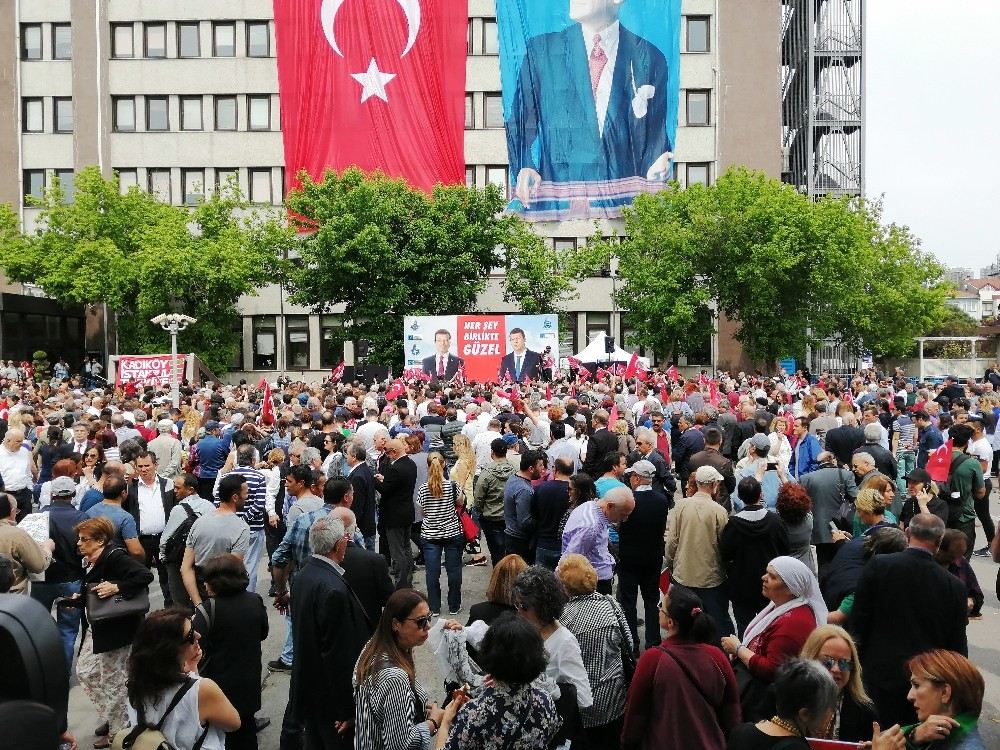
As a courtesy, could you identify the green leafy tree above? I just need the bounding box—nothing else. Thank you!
[0,167,293,374]
[285,168,554,368]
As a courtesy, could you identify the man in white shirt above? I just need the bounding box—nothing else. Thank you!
[148,419,182,479]
[968,414,996,557]
[472,419,504,473]
[0,429,37,521]
[354,410,384,451]
[124,451,176,606]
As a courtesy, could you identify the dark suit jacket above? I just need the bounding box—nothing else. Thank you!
[825,426,865,467]
[617,487,670,568]
[289,556,372,723]
[508,23,671,183]
[583,428,619,477]
[853,443,897,480]
[498,349,541,382]
[375,455,417,528]
[348,462,377,537]
[123,477,176,534]
[851,547,967,727]
[688,447,735,510]
[626,448,676,500]
[342,543,393,627]
[421,353,464,380]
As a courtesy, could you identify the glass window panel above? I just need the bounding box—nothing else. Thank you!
[253,315,277,369]
[55,169,74,203]
[285,315,310,369]
[465,166,475,189]
[464,93,474,129]
[180,97,202,130]
[485,166,509,199]
[112,24,134,58]
[213,23,236,57]
[114,97,135,131]
[21,24,42,60]
[54,98,73,132]
[23,170,45,204]
[117,169,138,194]
[248,95,270,130]
[177,22,200,57]
[484,93,504,128]
[482,19,498,55]
[148,169,171,202]
[687,163,710,187]
[247,22,270,57]
[182,169,204,205]
[215,168,239,193]
[249,169,272,204]
[686,17,709,53]
[144,23,166,58]
[22,98,43,133]
[52,24,72,60]
[686,90,710,125]
[320,315,344,369]
[553,238,577,251]
[146,96,169,131]
[214,95,237,130]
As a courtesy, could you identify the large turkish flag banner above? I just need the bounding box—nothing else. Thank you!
[273,0,468,193]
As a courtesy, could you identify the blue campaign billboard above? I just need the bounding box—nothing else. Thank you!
[496,0,681,221]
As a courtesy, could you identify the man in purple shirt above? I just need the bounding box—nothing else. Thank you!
[561,486,635,594]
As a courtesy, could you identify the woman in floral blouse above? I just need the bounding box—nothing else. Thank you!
[435,613,561,750]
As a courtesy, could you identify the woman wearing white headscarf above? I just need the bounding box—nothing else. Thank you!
[719,556,827,720]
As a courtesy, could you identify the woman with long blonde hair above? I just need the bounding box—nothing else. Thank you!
[417,452,464,616]
[451,434,487,566]
[798,625,876,743]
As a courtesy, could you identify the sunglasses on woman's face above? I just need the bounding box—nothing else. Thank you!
[819,656,853,673]
[180,628,199,645]
[407,615,433,630]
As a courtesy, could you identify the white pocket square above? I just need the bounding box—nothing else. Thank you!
[632,85,656,119]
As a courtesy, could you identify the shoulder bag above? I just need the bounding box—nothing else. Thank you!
[111,677,209,750]
[833,468,855,532]
[603,595,636,685]
[453,480,480,544]
[86,549,150,623]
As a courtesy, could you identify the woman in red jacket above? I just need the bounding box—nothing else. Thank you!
[621,585,741,750]
[720,556,827,721]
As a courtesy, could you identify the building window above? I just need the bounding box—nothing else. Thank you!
[147,169,171,202]
[285,315,310,369]
[686,162,710,187]
[686,16,710,53]
[146,96,169,131]
[21,24,43,60]
[465,165,475,189]
[559,313,578,355]
[484,93,504,128]
[116,168,138,194]
[247,21,270,57]
[182,169,204,205]
[230,319,245,370]
[213,22,236,57]
[486,166,509,199]
[113,96,136,132]
[586,312,611,341]
[112,24,134,58]
[54,98,73,133]
[215,168,239,193]
[52,24,72,60]
[553,238,577,252]
[467,19,474,54]
[320,315,345,369]
[180,96,203,130]
[247,95,271,130]
[482,18,499,55]
[177,22,200,58]
[249,168,272,204]
[22,98,43,133]
[55,169,74,203]
[23,170,45,204]
[686,90,710,126]
[252,315,277,369]
[213,95,237,130]
[464,93,474,129]
[144,23,167,58]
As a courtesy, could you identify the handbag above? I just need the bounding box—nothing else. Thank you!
[732,657,768,721]
[453,481,480,544]
[833,468,855,532]
[86,549,150,623]
[604,595,636,685]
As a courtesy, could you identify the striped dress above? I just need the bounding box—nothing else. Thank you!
[354,658,433,750]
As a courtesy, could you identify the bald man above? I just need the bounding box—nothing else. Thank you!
[562,485,635,594]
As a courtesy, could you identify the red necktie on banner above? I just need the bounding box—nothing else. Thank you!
[438,356,445,378]
[273,0,467,193]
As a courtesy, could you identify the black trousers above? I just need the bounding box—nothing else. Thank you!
[138,534,172,606]
[974,478,995,546]
[617,563,660,650]
[197,476,217,501]
[303,718,352,750]
[10,487,33,522]
[504,533,534,564]
[226,713,258,750]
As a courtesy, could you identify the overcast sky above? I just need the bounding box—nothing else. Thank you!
[866,1,1000,273]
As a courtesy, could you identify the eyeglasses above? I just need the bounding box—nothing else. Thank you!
[180,628,200,645]
[406,615,433,630]
[78,535,95,543]
[819,656,853,673]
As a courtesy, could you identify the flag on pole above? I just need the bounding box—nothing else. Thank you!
[666,365,679,383]
[503,368,513,384]
[926,439,954,483]
[385,379,406,401]
[452,363,466,388]
[258,378,275,425]
[331,361,346,382]
[623,352,639,380]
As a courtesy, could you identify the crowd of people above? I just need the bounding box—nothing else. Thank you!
[0,363,995,750]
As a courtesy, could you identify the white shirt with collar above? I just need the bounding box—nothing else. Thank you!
[136,477,166,535]
[582,20,621,137]
[0,445,33,491]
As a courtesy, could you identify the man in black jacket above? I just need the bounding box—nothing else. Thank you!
[345,442,377,550]
[851,513,968,728]
[373,439,418,589]
[618,460,670,652]
[124,451,176,606]
[290,514,372,750]
[583,409,619,477]
[824,412,865,467]
[627,427,676,502]
[330,507,393,627]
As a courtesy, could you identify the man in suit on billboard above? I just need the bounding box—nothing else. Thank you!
[508,0,673,208]
[421,329,464,380]
[498,328,542,382]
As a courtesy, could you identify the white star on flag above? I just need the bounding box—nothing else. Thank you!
[351,58,396,103]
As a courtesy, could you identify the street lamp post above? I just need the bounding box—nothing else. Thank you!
[150,313,197,408]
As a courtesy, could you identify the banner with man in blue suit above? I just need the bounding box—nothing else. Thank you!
[497,0,680,221]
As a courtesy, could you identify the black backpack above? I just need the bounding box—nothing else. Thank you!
[939,453,972,507]
[161,503,200,565]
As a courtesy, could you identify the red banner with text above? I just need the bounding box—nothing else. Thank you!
[115,355,187,387]
[457,316,506,383]
[273,0,468,193]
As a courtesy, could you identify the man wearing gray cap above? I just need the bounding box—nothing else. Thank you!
[618,460,670,651]
[665,464,733,634]
[148,419,182,480]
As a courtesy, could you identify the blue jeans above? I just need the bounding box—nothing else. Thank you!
[535,546,561,571]
[281,610,294,665]
[363,534,377,552]
[31,580,82,671]
[245,529,265,594]
[421,535,464,614]
[896,451,915,496]
[687,583,734,638]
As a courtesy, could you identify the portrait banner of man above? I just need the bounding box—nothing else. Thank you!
[496,0,681,221]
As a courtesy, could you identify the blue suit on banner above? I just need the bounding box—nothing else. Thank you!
[508,21,671,195]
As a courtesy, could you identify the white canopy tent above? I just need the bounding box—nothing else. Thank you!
[570,333,650,369]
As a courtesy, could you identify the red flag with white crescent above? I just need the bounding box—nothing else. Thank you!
[331,360,346,382]
[258,378,275,425]
[273,0,468,194]
[667,365,679,383]
[926,439,953,483]
[0,398,8,422]
[623,352,639,380]
[385,379,406,401]
[545,383,552,400]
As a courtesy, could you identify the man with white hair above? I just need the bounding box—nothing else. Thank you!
[562,485,635,594]
[0,429,37,520]
[148,419,182,479]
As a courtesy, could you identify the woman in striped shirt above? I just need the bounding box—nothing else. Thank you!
[418,453,465,616]
[354,589,444,750]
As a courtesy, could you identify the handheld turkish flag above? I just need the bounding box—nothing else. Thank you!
[273,0,468,193]
[0,398,7,422]
[258,378,275,425]
[385,379,406,401]
[708,379,720,407]
[926,439,954,483]
[667,365,679,383]
[544,383,552,400]
[623,352,639,380]
[330,361,346,382]
[609,403,619,425]
[502,368,513,385]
